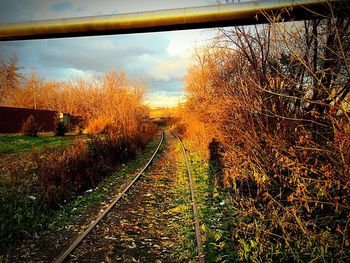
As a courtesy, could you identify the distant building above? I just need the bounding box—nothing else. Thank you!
[0,106,79,133]
[58,112,71,131]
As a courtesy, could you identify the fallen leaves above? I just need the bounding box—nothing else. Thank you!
[128,241,137,249]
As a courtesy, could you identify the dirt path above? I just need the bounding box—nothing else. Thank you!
[66,132,188,262]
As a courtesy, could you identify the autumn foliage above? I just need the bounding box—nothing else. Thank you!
[3,69,157,201]
[180,7,350,262]
[0,67,158,248]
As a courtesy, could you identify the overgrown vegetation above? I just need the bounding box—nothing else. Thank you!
[0,128,157,252]
[0,69,158,251]
[176,140,237,262]
[46,137,161,231]
[179,5,350,262]
[21,115,40,137]
[172,142,198,262]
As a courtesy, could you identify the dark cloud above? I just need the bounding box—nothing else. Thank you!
[37,36,164,72]
[0,0,214,106]
[0,32,170,75]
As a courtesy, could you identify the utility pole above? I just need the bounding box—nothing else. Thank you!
[31,72,37,109]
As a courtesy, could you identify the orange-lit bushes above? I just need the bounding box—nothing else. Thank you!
[34,71,157,205]
[182,12,350,261]
[0,70,158,250]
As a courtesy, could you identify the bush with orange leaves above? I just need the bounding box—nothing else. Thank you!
[0,70,158,250]
[182,8,350,262]
[35,71,157,206]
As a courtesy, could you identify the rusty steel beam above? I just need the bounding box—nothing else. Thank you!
[0,0,342,41]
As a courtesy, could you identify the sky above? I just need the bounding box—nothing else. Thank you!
[0,0,219,107]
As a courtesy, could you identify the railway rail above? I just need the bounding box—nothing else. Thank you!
[53,129,205,262]
[54,131,164,263]
[172,131,205,263]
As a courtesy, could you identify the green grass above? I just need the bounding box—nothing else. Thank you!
[0,136,161,254]
[172,142,198,262]
[0,134,78,154]
[181,141,238,263]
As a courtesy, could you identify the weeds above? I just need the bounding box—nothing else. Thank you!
[0,160,44,248]
[48,137,161,231]
[180,5,350,262]
[0,124,157,252]
[172,141,197,262]
[182,141,237,262]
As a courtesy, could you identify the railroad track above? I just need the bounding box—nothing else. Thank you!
[53,130,205,262]
[172,131,205,263]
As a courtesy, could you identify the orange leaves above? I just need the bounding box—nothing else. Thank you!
[85,116,113,134]
[179,14,350,261]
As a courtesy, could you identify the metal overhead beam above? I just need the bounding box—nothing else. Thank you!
[0,0,342,41]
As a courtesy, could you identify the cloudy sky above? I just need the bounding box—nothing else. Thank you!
[0,0,219,107]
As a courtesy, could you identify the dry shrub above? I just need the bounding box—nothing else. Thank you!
[34,140,99,205]
[175,112,215,159]
[85,116,113,134]
[182,6,350,261]
[135,121,158,152]
[24,71,157,207]
[34,123,157,207]
[21,115,40,137]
